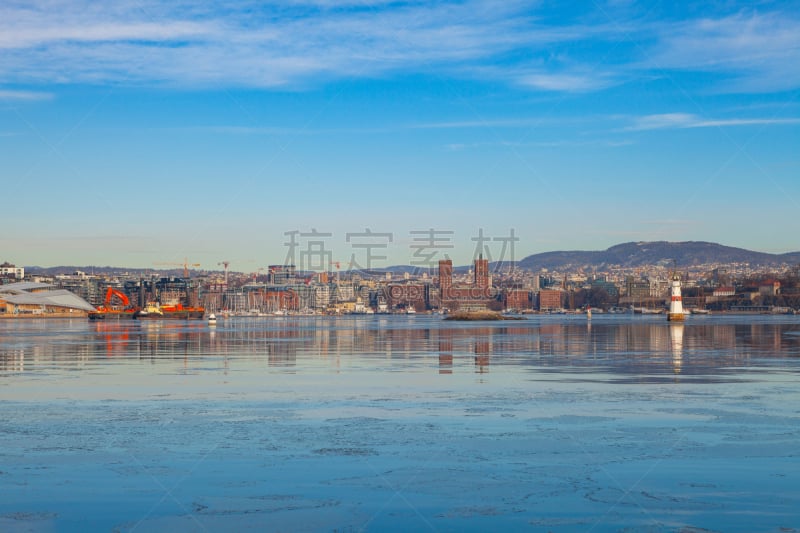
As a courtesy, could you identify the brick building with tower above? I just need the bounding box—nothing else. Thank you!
[438,256,496,311]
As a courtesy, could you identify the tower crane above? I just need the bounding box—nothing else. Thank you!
[218,261,230,286]
[330,260,341,283]
[153,257,200,278]
[253,267,266,282]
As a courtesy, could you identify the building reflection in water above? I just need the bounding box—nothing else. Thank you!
[438,328,453,374]
[3,317,800,382]
[474,331,491,374]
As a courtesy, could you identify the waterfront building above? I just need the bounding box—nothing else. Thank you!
[314,285,331,310]
[268,265,296,285]
[438,258,495,311]
[0,282,95,317]
[0,262,24,280]
[474,256,489,290]
[590,278,619,298]
[759,281,781,296]
[386,281,428,312]
[625,276,651,300]
[650,279,670,298]
[243,286,299,312]
[538,289,564,311]
[55,271,103,305]
[334,283,356,303]
[713,286,735,297]
[506,289,533,310]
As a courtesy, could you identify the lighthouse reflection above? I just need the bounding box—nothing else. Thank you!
[670,323,684,374]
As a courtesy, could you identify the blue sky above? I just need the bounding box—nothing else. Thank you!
[2,0,799,270]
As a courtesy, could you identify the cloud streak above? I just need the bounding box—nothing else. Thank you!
[0,2,798,94]
[518,72,617,92]
[629,113,800,131]
[646,11,800,92]
[0,89,53,101]
[0,1,548,87]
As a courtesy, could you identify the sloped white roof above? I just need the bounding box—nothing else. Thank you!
[0,283,96,311]
[0,281,51,293]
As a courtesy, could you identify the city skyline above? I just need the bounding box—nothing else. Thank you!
[2,1,799,268]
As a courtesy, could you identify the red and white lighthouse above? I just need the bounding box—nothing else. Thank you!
[667,273,685,322]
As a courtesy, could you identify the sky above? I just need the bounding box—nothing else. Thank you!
[2,0,799,271]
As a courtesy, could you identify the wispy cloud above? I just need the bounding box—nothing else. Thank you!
[410,118,552,130]
[0,1,549,87]
[0,2,798,94]
[646,12,800,92]
[518,72,617,92]
[628,113,800,131]
[0,89,53,101]
[0,21,213,48]
[640,219,698,227]
[445,138,634,150]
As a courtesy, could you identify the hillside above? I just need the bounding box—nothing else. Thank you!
[517,241,800,271]
[21,242,800,276]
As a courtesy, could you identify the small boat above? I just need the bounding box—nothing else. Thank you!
[207,313,217,325]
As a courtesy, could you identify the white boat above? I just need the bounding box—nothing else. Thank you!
[208,313,217,325]
[633,307,662,314]
[406,305,416,314]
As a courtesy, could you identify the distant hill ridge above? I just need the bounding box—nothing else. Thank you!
[22,241,800,275]
[517,241,800,271]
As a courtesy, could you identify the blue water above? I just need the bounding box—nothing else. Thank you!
[1,315,799,531]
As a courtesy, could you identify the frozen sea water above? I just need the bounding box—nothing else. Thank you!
[1,315,799,532]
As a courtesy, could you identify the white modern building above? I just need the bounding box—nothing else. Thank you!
[0,282,96,317]
[0,262,24,279]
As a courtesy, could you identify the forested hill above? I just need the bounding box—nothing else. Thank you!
[517,241,800,271]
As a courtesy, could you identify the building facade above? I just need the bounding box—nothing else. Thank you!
[0,262,24,280]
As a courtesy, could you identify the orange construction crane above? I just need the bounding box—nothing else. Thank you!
[153,257,200,278]
[88,286,140,319]
[100,287,131,310]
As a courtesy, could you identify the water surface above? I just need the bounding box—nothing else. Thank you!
[2,315,799,531]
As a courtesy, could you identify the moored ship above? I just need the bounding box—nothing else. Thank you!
[88,308,138,320]
[134,303,205,320]
[88,287,139,320]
